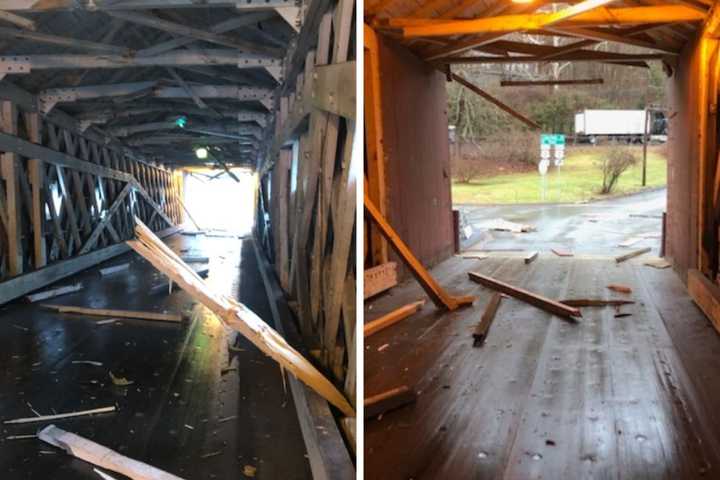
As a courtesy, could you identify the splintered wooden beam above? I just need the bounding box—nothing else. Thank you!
[501,78,603,87]
[401,5,706,38]
[0,11,36,30]
[451,73,541,130]
[127,218,355,417]
[468,271,582,320]
[365,386,417,419]
[41,304,182,323]
[364,191,475,311]
[473,293,502,347]
[26,283,83,302]
[38,425,184,480]
[364,300,425,337]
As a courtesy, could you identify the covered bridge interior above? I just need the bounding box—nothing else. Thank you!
[0,1,356,479]
[364,1,720,478]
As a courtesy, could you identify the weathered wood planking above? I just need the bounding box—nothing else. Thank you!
[364,262,398,299]
[364,299,425,337]
[688,269,720,333]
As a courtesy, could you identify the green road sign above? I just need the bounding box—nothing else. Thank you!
[541,133,566,145]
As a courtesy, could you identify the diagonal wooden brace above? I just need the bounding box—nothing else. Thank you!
[364,191,475,311]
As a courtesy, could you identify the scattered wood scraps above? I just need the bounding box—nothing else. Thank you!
[473,293,502,347]
[607,284,632,294]
[468,271,581,321]
[365,386,417,419]
[41,304,182,323]
[38,425,184,480]
[99,264,129,276]
[364,300,425,337]
[486,219,536,233]
[4,406,116,425]
[524,251,539,264]
[461,252,489,260]
[551,248,574,257]
[560,299,635,307]
[615,247,651,263]
[109,371,134,387]
[618,237,642,248]
[644,257,671,269]
[26,283,83,303]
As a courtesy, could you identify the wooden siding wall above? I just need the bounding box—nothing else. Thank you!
[667,22,720,283]
[258,0,357,404]
[376,35,454,277]
[0,82,182,289]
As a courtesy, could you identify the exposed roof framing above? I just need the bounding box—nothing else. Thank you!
[0,3,302,167]
[367,0,711,66]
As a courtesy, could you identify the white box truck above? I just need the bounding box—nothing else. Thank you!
[574,109,666,144]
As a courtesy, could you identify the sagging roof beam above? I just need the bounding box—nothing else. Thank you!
[37,83,274,113]
[0,26,131,55]
[105,10,283,57]
[1,0,295,11]
[400,5,706,38]
[0,10,35,30]
[136,13,276,57]
[548,26,680,53]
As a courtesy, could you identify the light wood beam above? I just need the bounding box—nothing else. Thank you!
[402,5,706,38]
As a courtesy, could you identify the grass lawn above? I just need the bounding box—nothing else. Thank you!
[452,146,667,204]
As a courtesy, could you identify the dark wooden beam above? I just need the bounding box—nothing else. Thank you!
[500,78,604,87]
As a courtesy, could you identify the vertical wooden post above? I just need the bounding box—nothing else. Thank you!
[25,112,46,269]
[1,100,22,275]
[642,107,649,187]
[364,24,389,266]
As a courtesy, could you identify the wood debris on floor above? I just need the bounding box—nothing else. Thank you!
[38,425,184,480]
[551,247,574,257]
[615,247,651,263]
[99,264,130,276]
[364,300,425,337]
[473,293,503,347]
[41,304,182,323]
[365,386,417,419]
[25,283,83,303]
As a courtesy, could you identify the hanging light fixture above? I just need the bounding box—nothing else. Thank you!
[195,147,208,159]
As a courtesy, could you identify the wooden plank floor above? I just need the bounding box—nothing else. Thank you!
[0,233,312,480]
[365,254,720,479]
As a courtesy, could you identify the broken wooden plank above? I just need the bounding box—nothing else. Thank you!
[560,299,635,307]
[688,269,720,334]
[128,218,355,417]
[25,283,82,302]
[181,255,209,263]
[365,386,417,419]
[41,304,182,323]
[615,247,651,263]
[38,425,184,480]
[607,284,632,294]
[468,271,581,320]
[364,300,425,338]
[524,251,539,264]
[364,262,398,299]
[99,263,129,276]
[473,293,502,347]
[4,406,116,424]
[461,253,489,260]
[551,247,574,257]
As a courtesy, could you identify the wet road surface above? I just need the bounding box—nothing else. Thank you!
[458,188,665,255]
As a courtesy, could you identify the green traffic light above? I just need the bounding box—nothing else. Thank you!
[175,116,187,128]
